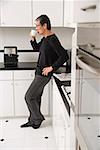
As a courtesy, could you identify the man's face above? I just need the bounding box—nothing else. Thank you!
[35,20,46,35]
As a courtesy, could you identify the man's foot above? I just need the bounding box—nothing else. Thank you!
[20,122,32,128]
[32,122,42,129]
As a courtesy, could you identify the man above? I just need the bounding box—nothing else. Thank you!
[21,15,68,129]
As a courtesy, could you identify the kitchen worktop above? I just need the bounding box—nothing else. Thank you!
[53,72,71,81]
[0,62,37,70]
[53,76,71,116]
[0,62,67,72]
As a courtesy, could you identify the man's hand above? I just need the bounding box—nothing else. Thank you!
[29,32,36,41]
[42,66,53,76]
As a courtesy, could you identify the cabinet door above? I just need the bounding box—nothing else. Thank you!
[0,0,32,26]
[14,80,31,116]
[32,0,63,26]
[52,79,67,150]
[69,0,100,23]
[64,0,70,26]
[0,81,14,117]
[81,71,100,114]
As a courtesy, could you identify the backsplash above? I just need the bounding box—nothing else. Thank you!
[0,27,74,62]
[0,27,74,50]
[0,51,39,62]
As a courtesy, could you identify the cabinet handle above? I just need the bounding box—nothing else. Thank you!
[81,5,96,11]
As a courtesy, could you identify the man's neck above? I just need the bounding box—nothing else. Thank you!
[44,30,53,38]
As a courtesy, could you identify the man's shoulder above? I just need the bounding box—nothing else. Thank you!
[48,34,60,45]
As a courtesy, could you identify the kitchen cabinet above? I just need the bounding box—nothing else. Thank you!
[52,78,70,150]
[64,0,70,26]
[0,0,32,27]
[64,0,100,24]
[0,70,50,117]
[14,80,32,117]
[32,0,63,27]
[0,71,14,117]
[0,81,14,117]
[0,0,64,27]
[81,70,100,115]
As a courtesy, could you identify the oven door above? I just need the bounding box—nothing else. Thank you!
[75,49,100,150]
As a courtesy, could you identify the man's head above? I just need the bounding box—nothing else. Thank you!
[35,15,51,35]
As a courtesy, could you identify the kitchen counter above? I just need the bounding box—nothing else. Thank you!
[53,75,71,116]
[0,62,37,70]
[0,62,67,72]
[53,72,71,81]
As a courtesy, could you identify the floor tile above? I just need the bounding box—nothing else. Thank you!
[0,117,57,150]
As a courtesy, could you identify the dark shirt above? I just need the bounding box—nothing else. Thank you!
[30,34,68,76]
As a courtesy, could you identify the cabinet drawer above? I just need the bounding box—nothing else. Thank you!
[0,71,13,80]
[70,0,100,23]
[14,70,35,80]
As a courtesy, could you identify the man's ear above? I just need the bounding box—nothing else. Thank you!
[43,23,47,29]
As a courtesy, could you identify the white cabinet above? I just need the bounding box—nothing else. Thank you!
[0,0,32,26]
[0,0,64,27]
[52,78,70,150]
[0,70,50,117]
[64,0,70,26]
[14,80,31,116]
[0,71,14,117]
[64,0,100,24]
[80,70,100,114]
[0,81,14,117]
[32,0,63,26]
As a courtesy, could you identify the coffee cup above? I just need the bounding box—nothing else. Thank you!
[30,30,37,37]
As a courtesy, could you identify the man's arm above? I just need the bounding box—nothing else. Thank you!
[49,37,69,71]
[30,38,43,52]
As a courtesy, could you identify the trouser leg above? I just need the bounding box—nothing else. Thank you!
[25,75,51,124]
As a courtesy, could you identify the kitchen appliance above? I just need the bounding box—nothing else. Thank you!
[4,46,18,67]
[75,47,100,150]
[66,49,71,73]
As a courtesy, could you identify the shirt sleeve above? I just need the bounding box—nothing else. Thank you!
[30,38,43,52]
[48,37,69,71]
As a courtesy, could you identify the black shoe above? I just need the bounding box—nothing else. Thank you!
[32,122,42,129]
[20,122,32,128]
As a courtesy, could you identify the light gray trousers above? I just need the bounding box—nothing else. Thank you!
[25,75,51,125]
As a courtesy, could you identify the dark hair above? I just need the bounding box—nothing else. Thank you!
[36,15,51,30]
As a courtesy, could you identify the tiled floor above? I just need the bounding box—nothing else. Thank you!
[0,117,57,150]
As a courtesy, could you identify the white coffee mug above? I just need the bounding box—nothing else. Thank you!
[30,30,37,36]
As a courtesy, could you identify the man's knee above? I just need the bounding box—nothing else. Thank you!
[25,92,38,103]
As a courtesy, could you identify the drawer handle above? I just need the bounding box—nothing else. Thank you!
[81,5,96,11]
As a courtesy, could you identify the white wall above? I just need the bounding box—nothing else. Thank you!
[0,27,74,50]
[0,27,74,62]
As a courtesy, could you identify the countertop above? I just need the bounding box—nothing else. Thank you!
[0,62,67,72]
[53,72,71,81]
[0,62,37,70]
[53,76,71,116]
